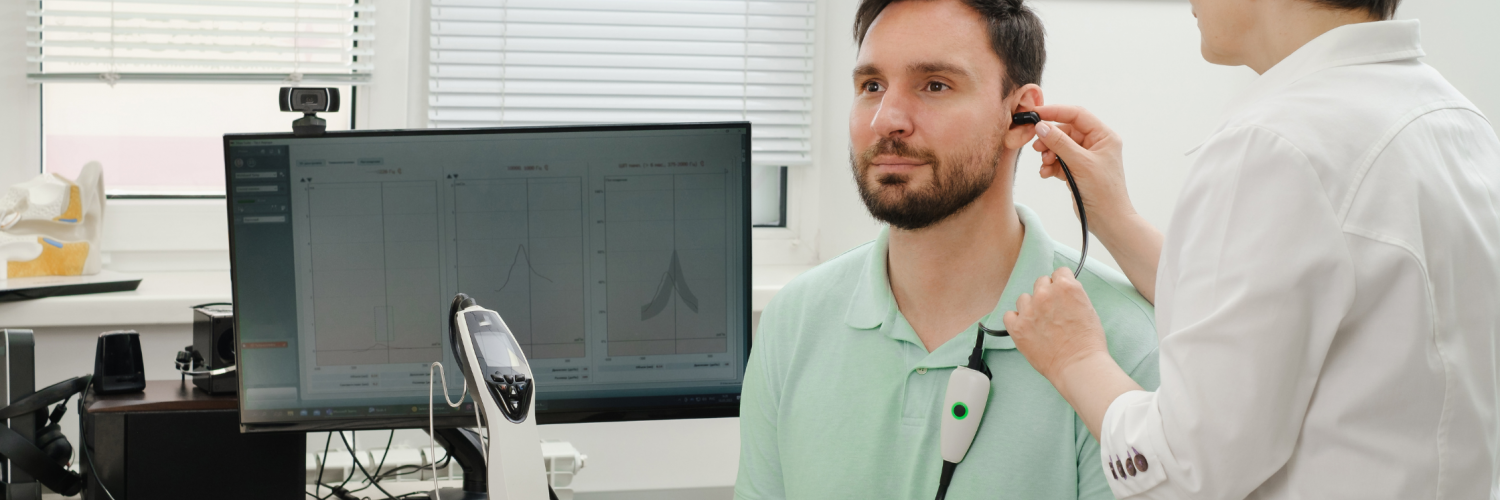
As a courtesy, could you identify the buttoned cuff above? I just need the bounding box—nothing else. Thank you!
[1100,390,1169,498]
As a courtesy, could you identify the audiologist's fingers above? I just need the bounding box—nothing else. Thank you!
[1035,122,1090,165]
[1035,105,1112,137]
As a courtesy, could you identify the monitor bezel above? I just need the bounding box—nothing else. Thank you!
[225,122,753,432]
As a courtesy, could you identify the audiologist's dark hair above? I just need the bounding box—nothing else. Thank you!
[1308,0,1399,20]
[854,0,1045,95]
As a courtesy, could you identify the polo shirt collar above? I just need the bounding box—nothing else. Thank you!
[844,204,1059,353]
[1187,19,1424,155]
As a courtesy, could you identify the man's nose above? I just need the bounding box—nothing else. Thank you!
[870,88,916,140]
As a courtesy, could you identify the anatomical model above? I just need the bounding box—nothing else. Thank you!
[0,162,104,279]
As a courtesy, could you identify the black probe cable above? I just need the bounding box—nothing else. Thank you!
[976,154,1088,339]
[935,133,1090,500]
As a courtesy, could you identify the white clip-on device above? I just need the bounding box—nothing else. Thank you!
[427,293,553,500]
[933,111,1090,500]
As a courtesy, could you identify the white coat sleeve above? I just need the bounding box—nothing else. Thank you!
[1097,126,1357,499]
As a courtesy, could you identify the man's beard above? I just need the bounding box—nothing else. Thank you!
[852,136,1002,231]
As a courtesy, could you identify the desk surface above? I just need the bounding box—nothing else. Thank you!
[84,379,237,413]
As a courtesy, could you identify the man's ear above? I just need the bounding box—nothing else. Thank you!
[1003,83,1044,150]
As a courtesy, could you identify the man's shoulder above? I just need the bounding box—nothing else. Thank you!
[1051,246,1159,376]
[767,240,875,311]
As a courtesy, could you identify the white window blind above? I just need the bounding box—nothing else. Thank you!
[428,0,814,167]
[25,0,374,84]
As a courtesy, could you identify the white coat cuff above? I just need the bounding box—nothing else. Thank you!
[1100,390,1169,498]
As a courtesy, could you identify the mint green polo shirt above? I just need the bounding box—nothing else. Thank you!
[736,204,1160,500]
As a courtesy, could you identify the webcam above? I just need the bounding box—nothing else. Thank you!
[279,87,340,136]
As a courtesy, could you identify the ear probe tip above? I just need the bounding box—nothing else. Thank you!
[1011,111,1041,126]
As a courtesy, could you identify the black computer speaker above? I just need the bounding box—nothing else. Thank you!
[191,303,238,394]
[93,330,145,394]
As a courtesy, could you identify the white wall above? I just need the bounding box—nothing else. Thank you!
[0,0,41,190]
[809,0,1500,267]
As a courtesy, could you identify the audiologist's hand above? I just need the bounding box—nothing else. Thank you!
[1033,105,1165,304]
[1005,267,1109,382]
[1006,267,1139,440]
[1032,105,1131,222]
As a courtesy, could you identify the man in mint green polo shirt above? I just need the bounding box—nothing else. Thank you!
[734,0,1159,498]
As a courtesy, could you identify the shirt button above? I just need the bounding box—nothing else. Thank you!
[1134,451,1149,472]
[916,368,927,374]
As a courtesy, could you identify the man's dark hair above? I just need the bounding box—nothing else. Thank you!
[853,0,1045,95]
[1308,0,1399,20]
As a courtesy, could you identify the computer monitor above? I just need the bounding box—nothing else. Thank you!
[224,123,751,432]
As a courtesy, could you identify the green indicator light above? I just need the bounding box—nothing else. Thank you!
[951,402,968,420]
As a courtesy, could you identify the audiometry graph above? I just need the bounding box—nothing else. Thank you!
[453,177,587,359]
[604,174,728,357]
[301,181,445,366]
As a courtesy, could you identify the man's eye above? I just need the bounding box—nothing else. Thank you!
[926,82,950,92]
[862,81,884,93]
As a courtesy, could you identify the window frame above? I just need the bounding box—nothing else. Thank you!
[8,0,831,271]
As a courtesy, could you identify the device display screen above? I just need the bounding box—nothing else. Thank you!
[466,311,526,372]
[227,123,751,430]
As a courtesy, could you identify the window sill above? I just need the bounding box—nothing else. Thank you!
[0,265,815,329]
[0,271,231,328]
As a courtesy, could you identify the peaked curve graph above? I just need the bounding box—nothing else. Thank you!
[604,173,727,357]
[495,244,554,293]
[453,177,586,360]
[640,251,698,320]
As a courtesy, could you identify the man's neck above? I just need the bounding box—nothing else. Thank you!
[887,181,1025,353]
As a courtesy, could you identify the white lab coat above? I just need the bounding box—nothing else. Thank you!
[1098,20,1500,499]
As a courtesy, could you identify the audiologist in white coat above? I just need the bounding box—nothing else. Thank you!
[999,0,1500,497]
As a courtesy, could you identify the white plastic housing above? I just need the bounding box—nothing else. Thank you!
[454,305,551,500]
[940,366,991,463]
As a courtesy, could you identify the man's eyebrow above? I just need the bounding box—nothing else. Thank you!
[853,64,880,79]
[909,61,973,80]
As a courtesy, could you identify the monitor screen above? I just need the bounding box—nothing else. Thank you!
[225,123,751,432]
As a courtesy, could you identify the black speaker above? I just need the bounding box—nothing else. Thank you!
[92,331,145,395]
[191,304,237,394]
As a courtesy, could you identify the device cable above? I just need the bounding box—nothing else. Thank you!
[427,361,469,497]
[338,432,401,500]
[344,430,396,495]
[935,113,1091,499]
[311,432,332,499]
[77,379,118,500]
[975,115,1088,338]
[315,431,363,500]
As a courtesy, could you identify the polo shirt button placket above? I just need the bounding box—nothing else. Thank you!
[915,367,927,375]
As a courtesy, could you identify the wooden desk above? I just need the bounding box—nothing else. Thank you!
[80,380,304,500]
[83,379,237,413]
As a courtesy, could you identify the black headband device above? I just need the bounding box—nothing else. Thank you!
[0,375,91,496]
[932,111,1090,500]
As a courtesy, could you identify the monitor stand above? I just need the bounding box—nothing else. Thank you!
[428,427,488,500]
